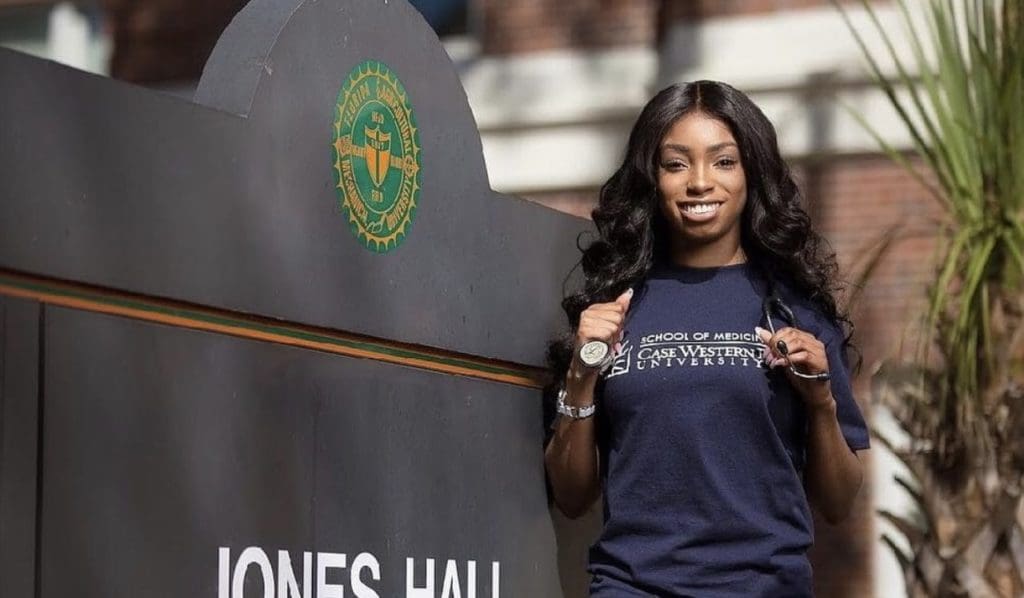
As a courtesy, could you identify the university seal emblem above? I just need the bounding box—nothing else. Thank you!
[332,60,422,252]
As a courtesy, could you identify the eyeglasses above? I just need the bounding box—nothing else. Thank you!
[762,294,831,382]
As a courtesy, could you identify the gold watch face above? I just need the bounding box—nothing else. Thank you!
[579,340,610,367]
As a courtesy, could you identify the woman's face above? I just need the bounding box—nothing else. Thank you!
[656,111,747,261]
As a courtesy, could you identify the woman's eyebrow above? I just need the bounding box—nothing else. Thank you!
[708,142,738,152]
[661,142,738,153]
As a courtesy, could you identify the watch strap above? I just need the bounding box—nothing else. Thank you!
[556,388,596,419]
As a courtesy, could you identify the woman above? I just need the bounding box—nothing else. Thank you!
[544,81,870,597]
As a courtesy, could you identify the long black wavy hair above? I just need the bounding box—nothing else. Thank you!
[546,80,855,396]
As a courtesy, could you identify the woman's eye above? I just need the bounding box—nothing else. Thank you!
[716,158,738,168]
[663,161,686,171]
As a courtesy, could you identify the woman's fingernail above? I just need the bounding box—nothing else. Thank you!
[626,288,634,298]
[754,326,771,343]
[614,342,623,355]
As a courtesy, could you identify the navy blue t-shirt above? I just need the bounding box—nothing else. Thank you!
[588,262,869,597]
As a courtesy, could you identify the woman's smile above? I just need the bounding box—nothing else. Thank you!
[677,200,725,222]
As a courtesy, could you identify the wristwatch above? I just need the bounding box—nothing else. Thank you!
[578,340,612,369]
[556,388,596,419]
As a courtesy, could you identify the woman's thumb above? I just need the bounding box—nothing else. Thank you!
[616,287,634,310]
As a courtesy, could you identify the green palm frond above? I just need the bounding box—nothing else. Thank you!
[835,0,1024,462]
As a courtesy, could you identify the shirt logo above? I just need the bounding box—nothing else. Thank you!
[606,330,765,379]
[332,60,422,253]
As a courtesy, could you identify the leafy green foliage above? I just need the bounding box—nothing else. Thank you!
[836,0,1024,464]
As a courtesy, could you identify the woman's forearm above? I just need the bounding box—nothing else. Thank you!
[547,290,630,518]
[544,373,601,519]
[804,397,864,524]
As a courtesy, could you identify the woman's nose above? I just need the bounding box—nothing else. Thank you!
[686,165,713,195]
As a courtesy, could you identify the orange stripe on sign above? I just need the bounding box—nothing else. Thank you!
[0,269,548,389]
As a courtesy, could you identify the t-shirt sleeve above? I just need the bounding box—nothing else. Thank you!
[820,322,871,451]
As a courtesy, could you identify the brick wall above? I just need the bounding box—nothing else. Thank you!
[479,0,659,55]
[661,0,869,22]
[805,155,940,598]
[527,154,940,598]
[102,0,247,83]
[478,0,880,55]
[97,0,886,80]
[798,155,941,366]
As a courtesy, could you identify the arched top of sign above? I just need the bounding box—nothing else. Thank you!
[194,0,489,254]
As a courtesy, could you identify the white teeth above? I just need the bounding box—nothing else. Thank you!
[683,202,720,214]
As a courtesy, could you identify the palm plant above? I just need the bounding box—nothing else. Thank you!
[835,0,1024,596]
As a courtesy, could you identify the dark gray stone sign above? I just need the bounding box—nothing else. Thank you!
[0,1,587,596]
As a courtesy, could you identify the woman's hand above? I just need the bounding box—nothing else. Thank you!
[570,289,633,382]
[756,325,833,410]
[757,325,866,523]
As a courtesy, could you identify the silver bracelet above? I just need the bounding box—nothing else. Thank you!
[556,388,596,420]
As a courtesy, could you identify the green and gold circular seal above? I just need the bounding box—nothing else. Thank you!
[331,60,421,253]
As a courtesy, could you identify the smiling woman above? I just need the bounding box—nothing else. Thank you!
[543,81,870,598]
